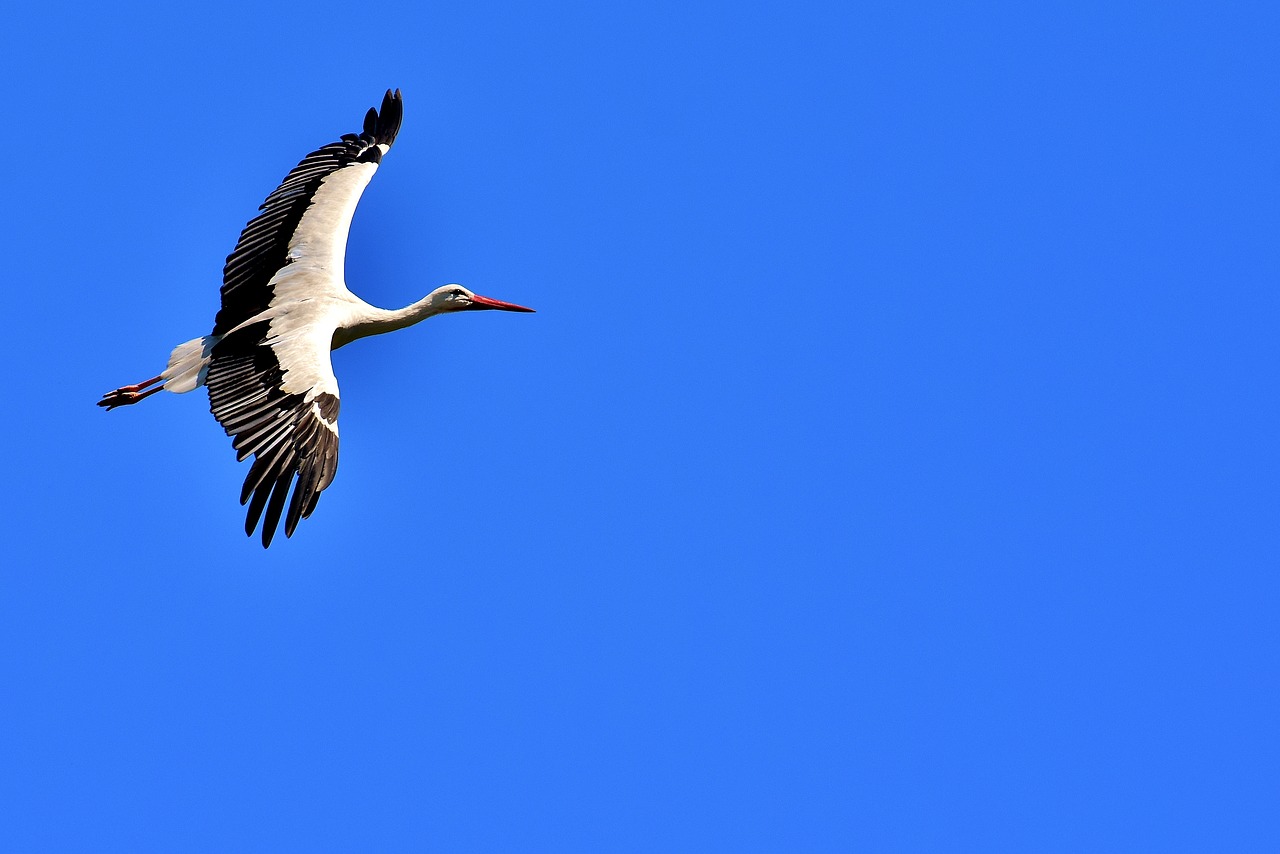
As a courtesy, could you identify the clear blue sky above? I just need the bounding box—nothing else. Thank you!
[2,0,1277,850]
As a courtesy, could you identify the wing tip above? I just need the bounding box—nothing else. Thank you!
[373,87,403,148]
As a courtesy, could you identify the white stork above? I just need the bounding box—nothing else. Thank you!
[99,89,535,547]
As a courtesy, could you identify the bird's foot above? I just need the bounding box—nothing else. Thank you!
[98,376,165,410]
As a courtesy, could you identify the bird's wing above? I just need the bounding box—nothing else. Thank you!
[206,314,341,547]
[213,89,403,336]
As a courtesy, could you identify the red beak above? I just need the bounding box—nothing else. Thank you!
[468,294,536,313]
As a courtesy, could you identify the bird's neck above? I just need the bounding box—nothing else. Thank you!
[336,296,441,348]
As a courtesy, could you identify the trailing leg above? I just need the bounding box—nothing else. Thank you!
[98,375,164,410]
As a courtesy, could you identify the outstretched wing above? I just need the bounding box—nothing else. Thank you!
[206,318,341,547]
[213,88,403,337]
[204,90,404,546]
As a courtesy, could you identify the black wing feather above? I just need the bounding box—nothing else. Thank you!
[202,91,401,546]
[206,323,341,547]
[213,89,403,337]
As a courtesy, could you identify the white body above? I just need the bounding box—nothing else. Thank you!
[104,90,532,547]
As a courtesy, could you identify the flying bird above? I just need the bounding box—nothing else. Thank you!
[99,89,535,547]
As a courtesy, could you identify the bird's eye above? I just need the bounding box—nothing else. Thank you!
[452,289,467,298]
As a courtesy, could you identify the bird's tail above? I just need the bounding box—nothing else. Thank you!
[98,335,219,410]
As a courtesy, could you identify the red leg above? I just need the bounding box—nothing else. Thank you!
[113,374,164,394]
[98,376,166,410]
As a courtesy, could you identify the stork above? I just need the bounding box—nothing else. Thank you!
[99,89,535,547]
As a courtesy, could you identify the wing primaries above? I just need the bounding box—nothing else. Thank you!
[206,322,341,547]
[214,89,403,337]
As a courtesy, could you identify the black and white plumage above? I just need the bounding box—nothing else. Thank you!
[100,90,535,547]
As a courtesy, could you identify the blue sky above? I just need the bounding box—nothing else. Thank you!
[2,0,1278,850]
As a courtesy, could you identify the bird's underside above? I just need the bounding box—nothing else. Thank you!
[99,89,534,548]
[101,90,404,547]
[99,88,535,547]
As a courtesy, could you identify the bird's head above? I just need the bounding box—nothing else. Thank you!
[428,284,536,314]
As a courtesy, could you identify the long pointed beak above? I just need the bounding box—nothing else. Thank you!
[468,294,536,313]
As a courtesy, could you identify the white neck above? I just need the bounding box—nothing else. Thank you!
[335,296,443,348]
